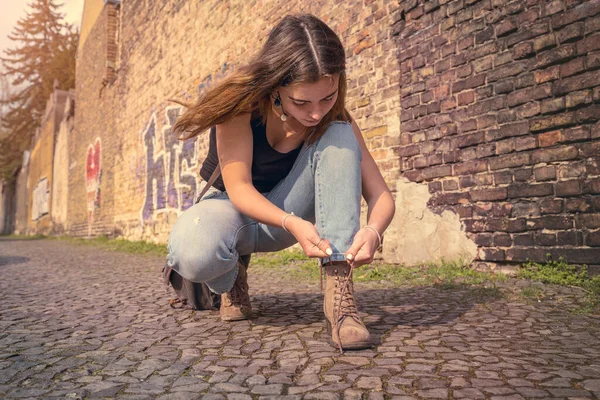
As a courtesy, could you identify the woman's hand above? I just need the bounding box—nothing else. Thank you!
[345,227,380,268]
[285,216,332,258]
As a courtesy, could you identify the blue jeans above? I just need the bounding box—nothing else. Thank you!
[166,121,362,294]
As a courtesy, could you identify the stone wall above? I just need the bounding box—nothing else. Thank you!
[392,0,600,269]
[6,0,595,270]
[73,0,403,244]
[51,91,75,233]
[13,152,29,235]
[69,3,118,237]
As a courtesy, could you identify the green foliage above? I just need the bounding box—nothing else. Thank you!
[517,254,588,286]
[517,254,600,312]
[0,0,78,181]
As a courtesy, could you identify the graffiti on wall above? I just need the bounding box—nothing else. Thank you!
[31,177,49,220]
[86,137,102,231]
[141,108,200,222]
[140,63,233,222]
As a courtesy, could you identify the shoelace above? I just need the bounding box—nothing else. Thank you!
[321,263,363,353]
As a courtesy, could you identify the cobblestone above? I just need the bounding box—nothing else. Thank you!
[0,238,599,399]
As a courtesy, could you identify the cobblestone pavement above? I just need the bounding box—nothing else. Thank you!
[1,238,599,400]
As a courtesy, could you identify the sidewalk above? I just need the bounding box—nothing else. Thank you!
[1,238,599,399]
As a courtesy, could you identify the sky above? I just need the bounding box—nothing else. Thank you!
[0,0,84,76]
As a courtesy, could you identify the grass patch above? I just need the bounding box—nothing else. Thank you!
[252,250,507,290]
[1,234,47,240]
[516,254,600,313]
[520,287,544,301]
[49,235,168,257]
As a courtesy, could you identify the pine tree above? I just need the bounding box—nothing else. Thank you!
[0,0,78,181]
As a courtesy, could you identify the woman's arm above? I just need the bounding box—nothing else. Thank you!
[344,119,396,265]
[216,114,331,257]
[216,113,287,227]
[351,119,396,237]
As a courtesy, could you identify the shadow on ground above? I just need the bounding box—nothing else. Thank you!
[0,256,30,266]
[244,284,502,346]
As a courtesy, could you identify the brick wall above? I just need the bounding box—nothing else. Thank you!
[394,0,600,268]
[61,0,600,269]
[73,0,402,243]
[50,91,74,233]
[70,2,119,237]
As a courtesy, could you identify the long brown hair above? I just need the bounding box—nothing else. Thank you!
[171,14,351,144]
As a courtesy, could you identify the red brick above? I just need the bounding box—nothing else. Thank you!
[566,89,593,108]
[452,74,487,93]
[489,153,531,171]
[586,231,600,247]
[457,90,475,106]
[471,188,508,201]
[534,65,560,83]
[556,180,582,196]
[514,233,534,246]
[576,32,600,55]
[534,165,557,181]
[507,183,554,198]
[513,41,535,59]
[489,121,530,140]
[487,62,527,82]
[496,17,518,37]
[515,136,538,151]
[506,22,550,47]
[539,130,563,147]
[542,0,565,17]
[557,22,585,44]
[507,84,552,107]
[585,14,600,34]
[529,112,575,132]
[553,70,600,95]
[533,45,576,69]
[454,159,489,175]
[533,33,557,52]
[532,145,579,163]
[422,164,453,180]
[496,138,516,154]
[540,97,565,114]
[551,0,600,29]
[588,51,600,69]
[592,122,600,139]
[560,57,586,78]
[575,213,600,229]
[575,104,600,123]
[516,102,541,119]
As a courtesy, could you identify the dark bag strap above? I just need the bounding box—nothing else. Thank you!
[197,164,221,201]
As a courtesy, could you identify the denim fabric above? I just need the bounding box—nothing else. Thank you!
[166,121,362,294]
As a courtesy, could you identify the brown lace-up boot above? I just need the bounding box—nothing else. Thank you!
[323,261,372,352]
[220,258,252,321]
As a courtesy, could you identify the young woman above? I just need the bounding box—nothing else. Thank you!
[167,14,395,351]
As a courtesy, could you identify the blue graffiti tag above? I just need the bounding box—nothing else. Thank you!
[141,63,233,222]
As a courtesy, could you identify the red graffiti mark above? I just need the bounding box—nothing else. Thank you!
[86,138,102,232]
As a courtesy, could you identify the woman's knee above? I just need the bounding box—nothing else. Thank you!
[317,121,361,161]
[166,200,240,283]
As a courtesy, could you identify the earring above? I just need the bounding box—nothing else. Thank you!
[274,93,287,121]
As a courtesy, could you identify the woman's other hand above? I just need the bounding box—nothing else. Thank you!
[345,227,380,268]
[285,216,332,258]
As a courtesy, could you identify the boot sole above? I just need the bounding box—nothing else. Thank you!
[325,320,373,350]
[221,315,250,322]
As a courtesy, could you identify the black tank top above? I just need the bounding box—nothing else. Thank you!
[199,115,303,193]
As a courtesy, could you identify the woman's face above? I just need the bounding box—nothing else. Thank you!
[275,73,340,127]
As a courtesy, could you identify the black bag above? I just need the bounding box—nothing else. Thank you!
[163,255,251,310]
